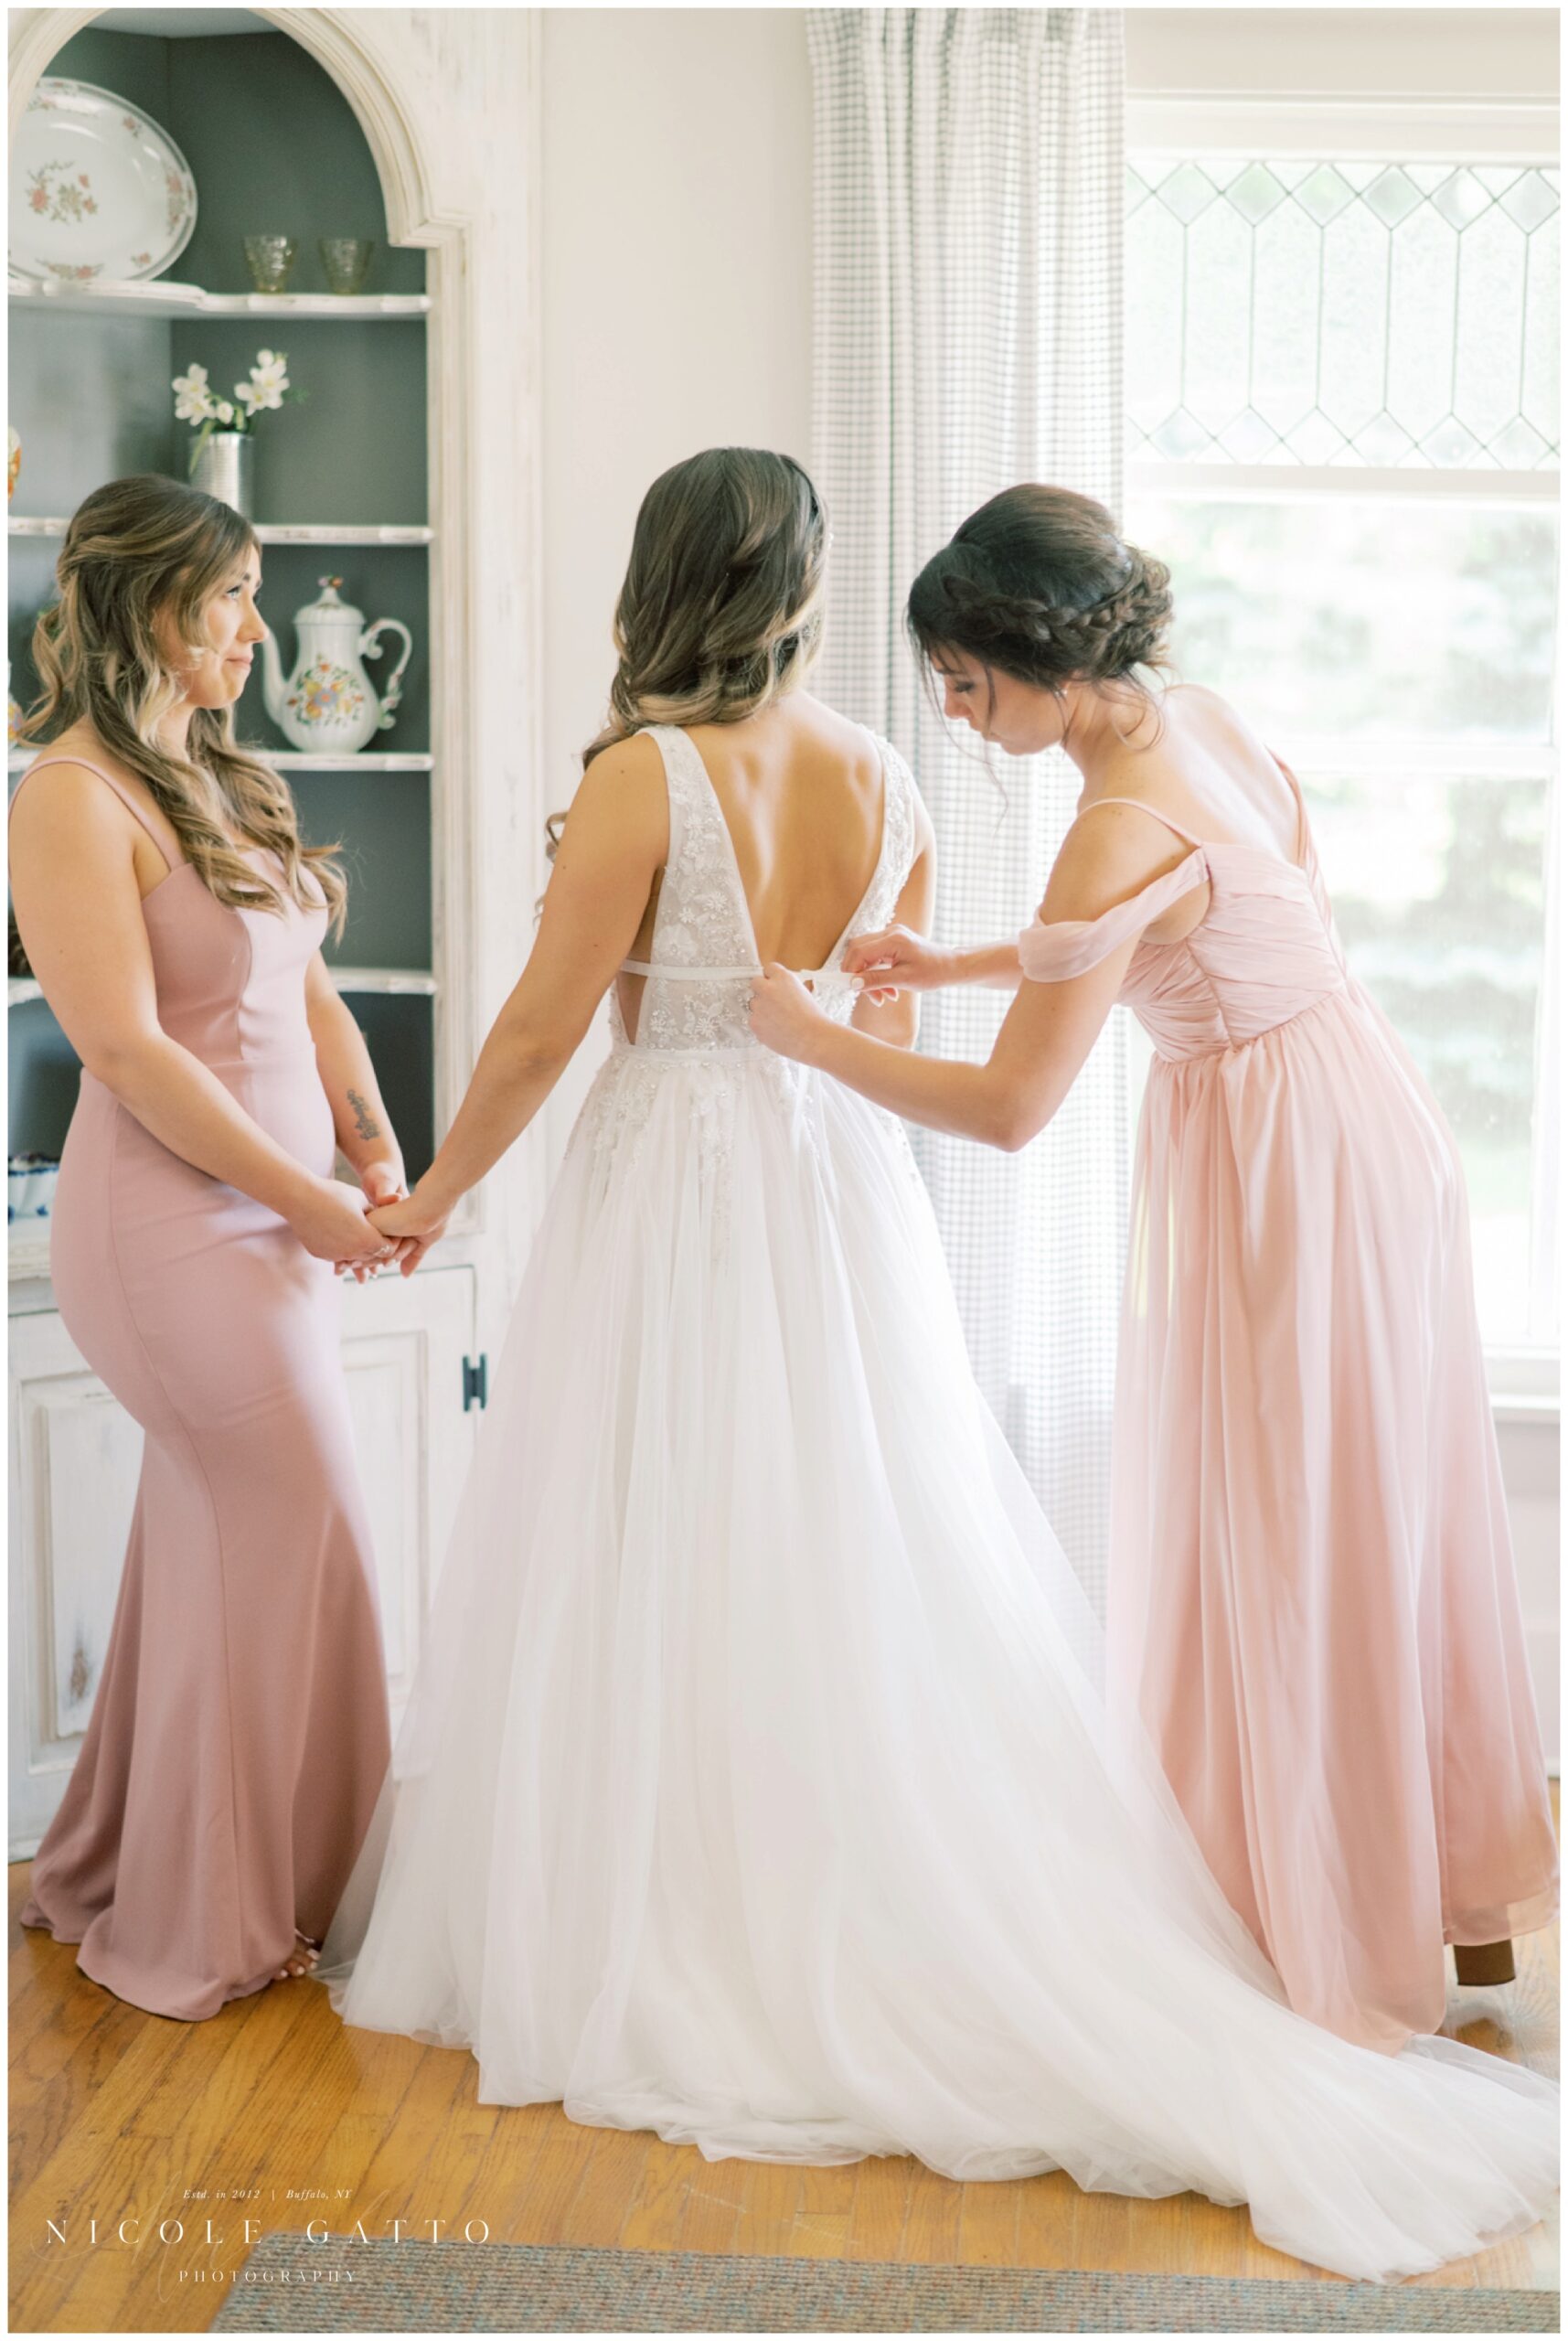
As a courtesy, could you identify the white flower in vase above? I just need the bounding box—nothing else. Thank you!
[172,363,216,423]
[243,349,291,412]
[176,346,304,485]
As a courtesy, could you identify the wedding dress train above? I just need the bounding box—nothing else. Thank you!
[321,724,1556,2282]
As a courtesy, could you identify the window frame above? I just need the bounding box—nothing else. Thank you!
[1125,92,1561,1405]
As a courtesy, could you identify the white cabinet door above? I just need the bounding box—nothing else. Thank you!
[338,1266,478,1722]
[8,1266,481,1855]
[8,1310,144,1855]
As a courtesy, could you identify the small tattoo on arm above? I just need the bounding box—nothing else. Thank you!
[347,1087,382,1141]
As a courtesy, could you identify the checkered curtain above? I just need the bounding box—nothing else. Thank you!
[807,7,1130,1604]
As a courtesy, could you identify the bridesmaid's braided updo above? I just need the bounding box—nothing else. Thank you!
[907,486,1173,710]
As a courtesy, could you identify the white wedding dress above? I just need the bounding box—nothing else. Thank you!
[322,723,1557,2282]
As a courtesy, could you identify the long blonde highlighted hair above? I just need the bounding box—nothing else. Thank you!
[23,474,347,933]
[549,447,828,855]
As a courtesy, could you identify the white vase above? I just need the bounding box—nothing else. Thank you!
[192,430,254,518]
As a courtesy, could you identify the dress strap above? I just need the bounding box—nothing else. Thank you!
[9,754,186,871]
[1078,795,1208,850]
[1018,851,1209,984]
[1268,751,1310,868]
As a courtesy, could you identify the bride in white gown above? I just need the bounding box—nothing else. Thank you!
[324,449,1556,2282]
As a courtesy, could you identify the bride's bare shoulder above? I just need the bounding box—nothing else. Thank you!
[561,732,670,859]
[581,728,666,776]
[789,693,888,783]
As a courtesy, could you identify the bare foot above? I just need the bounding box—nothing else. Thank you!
[275,1932,321,1983]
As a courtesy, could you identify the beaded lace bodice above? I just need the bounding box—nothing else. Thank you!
[607,723,919,1057]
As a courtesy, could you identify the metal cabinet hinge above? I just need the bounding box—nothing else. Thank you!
[462,1353,488,1411]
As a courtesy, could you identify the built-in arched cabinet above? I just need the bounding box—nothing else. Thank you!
[5,5,541,1851]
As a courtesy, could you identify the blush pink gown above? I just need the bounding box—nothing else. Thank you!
[1018,763,1559,2052]
[12,758,391,2021]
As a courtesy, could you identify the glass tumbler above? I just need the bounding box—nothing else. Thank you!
[318,238,375,295]
[243,233,298,294]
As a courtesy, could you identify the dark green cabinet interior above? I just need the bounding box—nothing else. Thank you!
[9,17,440,1199]
[44,25,425,297]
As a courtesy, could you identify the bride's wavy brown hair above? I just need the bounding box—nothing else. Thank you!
[22,474,347,934]
[547,447,828,856]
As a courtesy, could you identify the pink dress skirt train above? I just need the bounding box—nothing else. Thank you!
[1018,767,1558,2050]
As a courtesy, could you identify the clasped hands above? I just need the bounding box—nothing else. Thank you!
[332,1161,450,1282]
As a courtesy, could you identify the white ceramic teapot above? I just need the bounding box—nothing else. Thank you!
[258,576,412,754]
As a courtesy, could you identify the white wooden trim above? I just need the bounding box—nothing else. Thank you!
[1129,462,1560,507]
[1487,1344,1561,1409]
[1128,94,1560,163]
[1270,741,1557,782]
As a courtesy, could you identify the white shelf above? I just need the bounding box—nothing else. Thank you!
[330,967,437,997]
[10,969,434,1005]
[8,750,432,775]
[264,752,432,771]
[8,1218,51,1282]
[8,518,432,546]
[251,523,432,547]
[8,278,430,324]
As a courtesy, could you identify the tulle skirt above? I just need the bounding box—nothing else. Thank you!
[322,1043,1557,2282]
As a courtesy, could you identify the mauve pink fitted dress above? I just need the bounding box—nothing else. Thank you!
[1018,764,1558,2052]
[12,758,391,2021]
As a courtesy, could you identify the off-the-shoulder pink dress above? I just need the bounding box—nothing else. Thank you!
[1018,765,1558,2051]
[12,757,391,2020]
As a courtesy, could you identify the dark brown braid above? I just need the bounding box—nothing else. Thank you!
[907,486,1173,698]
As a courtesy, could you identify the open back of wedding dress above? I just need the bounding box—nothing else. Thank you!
[321,724,1556,2282]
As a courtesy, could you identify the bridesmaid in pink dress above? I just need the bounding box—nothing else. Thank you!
[751,484,1558,2053]
[9,476,403,2020]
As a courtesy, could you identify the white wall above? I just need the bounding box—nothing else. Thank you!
[1125,7,1557,96]
[535,6,813,1156]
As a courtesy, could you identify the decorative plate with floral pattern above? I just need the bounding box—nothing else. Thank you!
[9,78,197,284]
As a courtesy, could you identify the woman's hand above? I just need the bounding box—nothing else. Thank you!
[841,925,955,997]
[749,966,834,1064]
[367,1184,452,1277]
[346,1158,416,1281]
[290,1174,394,1269]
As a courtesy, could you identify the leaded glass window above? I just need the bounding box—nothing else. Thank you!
[1127,156,1560,469]
[1124,132,1559,1354]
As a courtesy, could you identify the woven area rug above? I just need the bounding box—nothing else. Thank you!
[211,2238,1560,2332]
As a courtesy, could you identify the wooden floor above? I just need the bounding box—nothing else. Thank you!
[9,1856,1559,2336]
